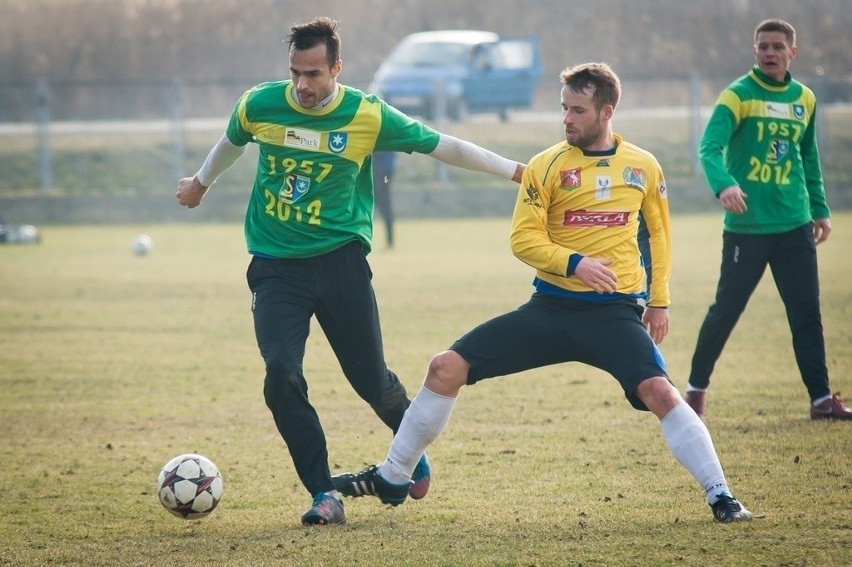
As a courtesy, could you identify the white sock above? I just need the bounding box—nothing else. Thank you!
[812,395,832,407]
[379,386,456,485]
[660,402,730,504]
[685,383,706,392]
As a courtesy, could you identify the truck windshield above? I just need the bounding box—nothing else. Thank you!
[493,41,536,70]
[386,42,473,67]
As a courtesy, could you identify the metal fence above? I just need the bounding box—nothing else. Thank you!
[0,75,849,220]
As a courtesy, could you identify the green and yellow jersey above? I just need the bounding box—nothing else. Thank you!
[511,134,671,307]
[699,66,829,234]
[226,81,440,258]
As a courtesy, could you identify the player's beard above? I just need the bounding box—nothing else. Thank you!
[565,113,604,150]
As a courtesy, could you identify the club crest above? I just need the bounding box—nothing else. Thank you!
[328,131,348,154]
[622,167,647,190]
[280,174,311,204]
[767,139,790,164]
[560,168,582,189]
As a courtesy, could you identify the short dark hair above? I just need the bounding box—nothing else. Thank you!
[754,18,796,45]
[559,62,621,111]
[287,17,341,68]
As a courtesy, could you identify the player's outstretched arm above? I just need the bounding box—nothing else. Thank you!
[176,134,247,209]
[428,134,525,182]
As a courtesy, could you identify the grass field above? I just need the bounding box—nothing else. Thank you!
[0,214,850,566]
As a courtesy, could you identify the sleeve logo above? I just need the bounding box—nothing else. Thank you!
[523,184,543,208]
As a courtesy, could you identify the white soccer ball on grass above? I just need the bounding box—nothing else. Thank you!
[156,453,223,520]
[131,234,153,256]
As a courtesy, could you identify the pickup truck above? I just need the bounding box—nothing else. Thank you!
[368,30,542,121]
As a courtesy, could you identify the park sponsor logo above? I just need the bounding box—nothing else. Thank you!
[793,104,806,120]
[563,209,629,227]
[560,167,581,189]
[622,167,647,191]
[285,127,321,150]
[279,174,311,204]
[595,176,612,200]
[765,102,790,119]
[328,131,348,154]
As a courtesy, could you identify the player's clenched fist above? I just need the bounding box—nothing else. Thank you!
[176,176,208,209]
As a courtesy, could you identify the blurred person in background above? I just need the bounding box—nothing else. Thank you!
[175,16,524,526]
[372,151,397,248]
[333,62,753,524]
[685,18,850,421]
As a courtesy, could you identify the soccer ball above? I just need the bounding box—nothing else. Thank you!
[131,234,153,256]
[156,454,223,519]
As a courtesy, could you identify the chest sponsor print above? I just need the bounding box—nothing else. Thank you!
[563,209,629,227]
[765,102,790,119]
[285,127,321,150]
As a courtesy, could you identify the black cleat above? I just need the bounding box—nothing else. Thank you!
[300,492,346,526]
[711,494,753,523]
[332,465,409,506]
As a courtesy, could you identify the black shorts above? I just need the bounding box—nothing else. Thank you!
[450,293,669,411]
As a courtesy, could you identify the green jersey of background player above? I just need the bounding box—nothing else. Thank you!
[175,16,525,526]
[685,18,851,421]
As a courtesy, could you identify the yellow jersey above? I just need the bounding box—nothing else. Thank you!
[510,133,671,307]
